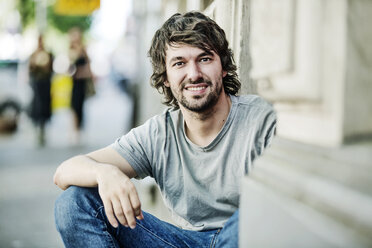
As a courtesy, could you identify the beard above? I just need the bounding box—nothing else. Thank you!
[177,78,223,113]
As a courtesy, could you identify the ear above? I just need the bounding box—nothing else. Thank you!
[164,80,170,87]
[222,70,227,78]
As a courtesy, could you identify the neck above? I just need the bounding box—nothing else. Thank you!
[181,93,231,147]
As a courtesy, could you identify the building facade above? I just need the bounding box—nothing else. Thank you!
[130,0,372,246]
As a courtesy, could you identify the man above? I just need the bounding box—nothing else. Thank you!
[54,11,276,247]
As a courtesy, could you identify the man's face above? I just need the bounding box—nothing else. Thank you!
[165,44,227,113]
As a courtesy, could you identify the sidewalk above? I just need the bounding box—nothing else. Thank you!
[0,78,133,247]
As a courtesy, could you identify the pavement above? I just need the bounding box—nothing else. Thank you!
[0,78,134,248]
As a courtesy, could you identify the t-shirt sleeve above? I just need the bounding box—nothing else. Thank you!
[254,101,277,157]
[111,118,157,179]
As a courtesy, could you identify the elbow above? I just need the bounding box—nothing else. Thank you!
[53,164,68,190]
[53,169,60,186]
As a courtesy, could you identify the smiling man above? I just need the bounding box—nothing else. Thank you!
[54,11,276,248]
[165,46,226,113]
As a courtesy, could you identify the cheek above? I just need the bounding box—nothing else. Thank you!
[167,71,186,86]
[204,67,223,81]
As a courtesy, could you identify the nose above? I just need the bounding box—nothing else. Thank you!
[187,62,202,82]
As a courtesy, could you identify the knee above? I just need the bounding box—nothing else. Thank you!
[54,186,97,233]
[54,186,79,232]
[226,209,239,231]
[216,210,239,248]
[231,209,239,224]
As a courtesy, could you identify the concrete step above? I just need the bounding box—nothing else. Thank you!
[240,176,371,248]
[262,138,372,195]
[248,138,372,246]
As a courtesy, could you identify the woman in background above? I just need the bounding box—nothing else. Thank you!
[68,27,93,144]
[29,35,53,146]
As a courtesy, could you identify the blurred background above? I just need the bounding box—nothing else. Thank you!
[0,0,371,247]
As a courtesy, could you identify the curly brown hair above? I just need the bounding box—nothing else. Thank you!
[148,11,241,108]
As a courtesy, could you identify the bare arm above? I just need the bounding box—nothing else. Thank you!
[53,146,136,189]
[53,146,143,229]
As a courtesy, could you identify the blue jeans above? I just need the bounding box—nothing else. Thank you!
[55,186,238,248]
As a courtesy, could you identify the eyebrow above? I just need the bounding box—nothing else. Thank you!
[168,51,215,64]
[199,51,214,57]
[169,56,184,64]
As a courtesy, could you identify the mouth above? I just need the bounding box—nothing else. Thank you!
[183,83,209,95]
[184,79,210,90]
[186,85,207,91]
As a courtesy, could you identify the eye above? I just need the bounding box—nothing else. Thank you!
[200,57,212,63]
[173,61,184,67]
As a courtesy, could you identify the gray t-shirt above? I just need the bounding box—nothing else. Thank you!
[112,94,276,231]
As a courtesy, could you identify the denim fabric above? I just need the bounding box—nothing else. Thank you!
[55,186,238,248]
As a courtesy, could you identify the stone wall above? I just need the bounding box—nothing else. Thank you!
[250,0,372,146]
[344,0,372,141]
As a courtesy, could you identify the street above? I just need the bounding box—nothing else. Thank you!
[0,78,133,247]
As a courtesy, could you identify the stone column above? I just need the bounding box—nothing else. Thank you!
[250,0,372,146]
[344,0,372,141]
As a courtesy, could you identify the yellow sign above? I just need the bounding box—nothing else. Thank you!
[54,0,100,16]
[51,74,73,111]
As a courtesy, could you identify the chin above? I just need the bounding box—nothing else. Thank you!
[183,100,214,113]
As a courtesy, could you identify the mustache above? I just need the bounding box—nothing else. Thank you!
[190,78,207,84]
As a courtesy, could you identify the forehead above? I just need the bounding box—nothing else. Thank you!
[165,44,216,63]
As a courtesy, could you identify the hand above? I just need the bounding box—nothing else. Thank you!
[96,164,143,229]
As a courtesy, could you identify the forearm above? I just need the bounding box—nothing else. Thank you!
[53,155,105,190]
[54,145,137,192]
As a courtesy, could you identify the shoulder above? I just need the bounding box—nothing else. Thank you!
[232,94,274,112]
[229,94,276,132]
[145,107,179,122]
[136,107,181,131]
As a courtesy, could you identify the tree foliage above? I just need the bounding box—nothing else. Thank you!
[17,0,35,29]
[47,6,92,33]
[17,0,92,33]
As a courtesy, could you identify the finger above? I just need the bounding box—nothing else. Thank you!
[129,189,142,219]
[120,196,136,229]
[112,198,128,227]
[102,198,118,228]
[134,209,144,221]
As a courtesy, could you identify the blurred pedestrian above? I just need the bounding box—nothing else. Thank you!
[68,27,94,144]
[28,35,53,146]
